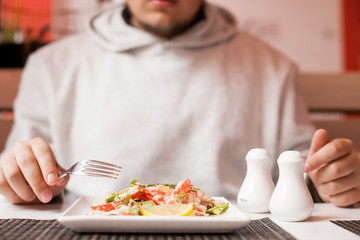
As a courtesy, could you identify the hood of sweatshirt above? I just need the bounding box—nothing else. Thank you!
[87,2,238,52]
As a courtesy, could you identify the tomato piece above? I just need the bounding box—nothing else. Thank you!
[91,201,120,211]
[131,190,142,200]
[141,190,155,201]
[174,178,194,194]
[91,203,115,211]
[141,186,157,201]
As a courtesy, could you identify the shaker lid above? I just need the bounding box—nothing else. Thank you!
[277,150,305,162]
[246,148,272,159]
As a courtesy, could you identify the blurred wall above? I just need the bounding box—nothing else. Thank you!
[0,0,346,72]
[208,0,343,72]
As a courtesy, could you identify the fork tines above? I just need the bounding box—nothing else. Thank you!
[82,160,122,179]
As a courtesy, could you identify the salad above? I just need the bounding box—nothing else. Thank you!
[89,178,229,216]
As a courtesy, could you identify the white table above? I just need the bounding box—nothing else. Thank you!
[245,203,360,240]
[0,196,359,240]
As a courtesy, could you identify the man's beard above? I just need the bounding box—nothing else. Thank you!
[126,4,205,39]
[136,20,196,38]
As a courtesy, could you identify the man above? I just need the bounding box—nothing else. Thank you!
[0,0,359,206]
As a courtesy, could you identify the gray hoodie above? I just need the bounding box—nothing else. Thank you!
[4,2,315,201]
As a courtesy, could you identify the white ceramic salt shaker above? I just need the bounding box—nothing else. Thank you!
[269,150,314,221]
[237,148,275,213]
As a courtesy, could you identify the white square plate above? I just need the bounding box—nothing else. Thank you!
[58,196,250,233]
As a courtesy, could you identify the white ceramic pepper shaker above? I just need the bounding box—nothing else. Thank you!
[237,148,275,213]
[269,150,314,221]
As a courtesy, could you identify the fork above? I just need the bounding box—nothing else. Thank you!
[58,159,122,179]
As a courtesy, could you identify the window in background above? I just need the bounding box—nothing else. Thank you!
[50,0,113,40]
[0,0,50,67]
[0,0,50,44]
[0,0,116,67]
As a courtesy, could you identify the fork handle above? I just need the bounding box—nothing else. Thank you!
[58,172,69,178]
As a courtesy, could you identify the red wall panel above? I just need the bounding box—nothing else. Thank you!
[1,0,51,43]
[343,0,360,70]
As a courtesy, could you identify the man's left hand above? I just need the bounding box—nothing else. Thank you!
[304,129,360,207]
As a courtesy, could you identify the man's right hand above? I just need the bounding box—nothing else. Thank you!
[0,137,69,204]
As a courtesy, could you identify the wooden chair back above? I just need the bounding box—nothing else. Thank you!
[0,68,22,153]
[1,70,360,151]
[297,72,360,150]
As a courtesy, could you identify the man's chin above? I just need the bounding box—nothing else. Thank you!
[143,26,178,38]
[138,20,182,38]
